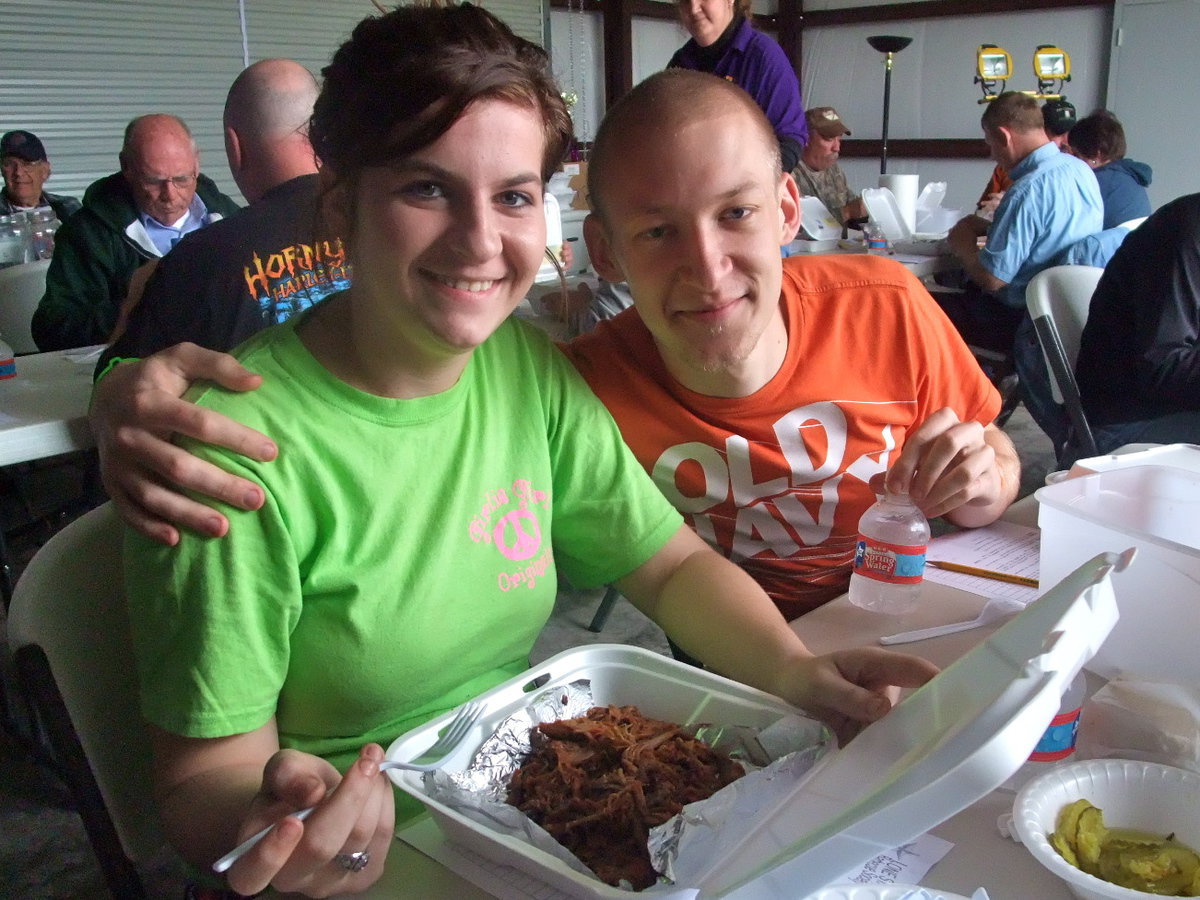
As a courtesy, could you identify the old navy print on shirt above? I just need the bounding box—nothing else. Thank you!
[646,399,904,613]
[244,237,351,323]
[470,479,553,593]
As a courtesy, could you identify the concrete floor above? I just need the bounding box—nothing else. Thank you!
[0,405,1054,898]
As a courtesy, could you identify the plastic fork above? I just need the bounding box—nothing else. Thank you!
[211,699,484,874]
[878,596,1025,645]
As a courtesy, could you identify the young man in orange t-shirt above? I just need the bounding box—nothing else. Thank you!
[566,70,1020,620]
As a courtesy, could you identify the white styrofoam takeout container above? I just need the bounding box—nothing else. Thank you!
[800,196,843,241]
[386,553,1126,899]
[1036,465,1200,682]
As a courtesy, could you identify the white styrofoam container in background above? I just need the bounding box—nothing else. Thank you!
[387,553,1124,899]
[1036,465,1200,682]
[800,196,843,241]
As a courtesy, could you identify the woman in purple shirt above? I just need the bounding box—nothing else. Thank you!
[668,0,807,171]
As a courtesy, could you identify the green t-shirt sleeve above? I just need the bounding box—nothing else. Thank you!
[535,338,683,588]
[124,448,301,739]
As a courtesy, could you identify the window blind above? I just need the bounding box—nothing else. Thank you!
[0,0,545,205]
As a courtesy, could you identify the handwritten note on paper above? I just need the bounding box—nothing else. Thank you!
[923,519,1041,604]
[840,833,954,885]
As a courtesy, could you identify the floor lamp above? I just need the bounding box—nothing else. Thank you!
[867,35,912,174]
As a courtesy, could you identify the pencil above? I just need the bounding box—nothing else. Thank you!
[927,560,1039,588]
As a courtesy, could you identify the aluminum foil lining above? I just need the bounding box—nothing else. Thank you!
[421,678,833,892]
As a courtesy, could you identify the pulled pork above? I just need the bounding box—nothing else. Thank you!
[506,704,745,889]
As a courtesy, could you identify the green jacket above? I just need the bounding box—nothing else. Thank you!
[31,172,240,350]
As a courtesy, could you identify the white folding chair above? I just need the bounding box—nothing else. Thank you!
[7,502,165,898]
[1024,265,1105,461]
[0,258,51,353]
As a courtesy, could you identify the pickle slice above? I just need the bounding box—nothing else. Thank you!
[1051,798,1200,896]
[1076,806,1108,874]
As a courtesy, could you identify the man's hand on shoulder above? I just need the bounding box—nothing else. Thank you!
[885,409,1020,527]
[90,343,277,545]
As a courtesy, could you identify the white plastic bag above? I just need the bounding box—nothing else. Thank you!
[1077,676,1200,775]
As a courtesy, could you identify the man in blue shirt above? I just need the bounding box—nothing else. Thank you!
[937,92,1102,452]
[942,91,1102,354]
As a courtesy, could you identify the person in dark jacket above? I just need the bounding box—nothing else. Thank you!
[31,114,240,350]
[0,129,82,222]
[1073,193,1200,461]
[1067,110,1152,229]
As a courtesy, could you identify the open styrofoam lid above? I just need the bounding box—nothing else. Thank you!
[683,551,1126,899]
[800,196,843,241]
[861,187,912,243]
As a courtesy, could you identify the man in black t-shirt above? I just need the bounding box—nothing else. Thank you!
[97,58,350,373]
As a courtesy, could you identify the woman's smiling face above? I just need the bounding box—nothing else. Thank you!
[344,99,548,365]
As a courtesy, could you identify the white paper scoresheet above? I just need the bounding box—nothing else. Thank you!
[922,520,1041,605]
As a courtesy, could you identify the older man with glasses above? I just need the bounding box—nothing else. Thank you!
[31,113,240,351]
[0,130,82,222]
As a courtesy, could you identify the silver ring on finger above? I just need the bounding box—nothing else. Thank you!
[334,849,371,872]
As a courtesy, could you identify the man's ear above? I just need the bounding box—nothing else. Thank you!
[317,165,351,240]
[778,171,802,244]
[224,126,243,180]
[583,213,627,283]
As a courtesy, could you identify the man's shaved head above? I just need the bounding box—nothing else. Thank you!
[224,58,319,143]
[587,69,780,224]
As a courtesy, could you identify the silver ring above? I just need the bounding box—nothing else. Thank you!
[334,849,370,872]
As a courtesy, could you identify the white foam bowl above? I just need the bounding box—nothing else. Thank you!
[1012,758,1200,900]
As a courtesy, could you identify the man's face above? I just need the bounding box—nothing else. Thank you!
[1,155,51,207]
[801,132,841,171]
[123,135,200,226]
[586,106,800,392]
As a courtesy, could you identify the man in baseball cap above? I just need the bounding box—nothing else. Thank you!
[0,130,82,221]
[792,107,866,227]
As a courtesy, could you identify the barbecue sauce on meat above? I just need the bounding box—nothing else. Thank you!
[506,704,745,889]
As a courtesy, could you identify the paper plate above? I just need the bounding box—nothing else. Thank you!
[1012,759,1200,900]
[803,886,971,900]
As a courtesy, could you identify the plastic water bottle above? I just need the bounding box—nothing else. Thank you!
[1001,670,1087,792]
[0,334,15,380]
[29,208,59,259]
[848,490,929,614]
[864,220,889,255]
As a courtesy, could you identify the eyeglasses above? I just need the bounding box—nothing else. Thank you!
[134,173,197,190]
[1,157,47,170]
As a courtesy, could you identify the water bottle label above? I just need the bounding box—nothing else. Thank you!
[0,355,15,379]
[853,537,926,584]
[1029,704,1082,762]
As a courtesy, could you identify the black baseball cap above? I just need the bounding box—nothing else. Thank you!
[1042,99,1077,136]
[0,130,48,162]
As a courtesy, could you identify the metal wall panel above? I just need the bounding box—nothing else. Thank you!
[0,0,545,205]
